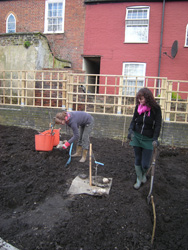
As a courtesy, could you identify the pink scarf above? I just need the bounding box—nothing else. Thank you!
[138,104,151,116]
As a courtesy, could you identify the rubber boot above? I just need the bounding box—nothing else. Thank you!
[134,165,142,190]
[142,172,147,183]
[79,149,88,163]
[142,168,148,183]
[72,145,82,157]
[142,174,147,183]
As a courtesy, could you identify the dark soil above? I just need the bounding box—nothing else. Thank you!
[0,125,188,250]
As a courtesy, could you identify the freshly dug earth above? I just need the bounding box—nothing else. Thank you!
[0,125,188,250]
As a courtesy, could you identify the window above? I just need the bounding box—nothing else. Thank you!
[6,14,16,33]
[125,6,150,43]
[122,63,146,96]
[44,0,65,33]
[185,24,188,46]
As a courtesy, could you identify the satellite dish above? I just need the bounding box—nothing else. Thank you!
[171,40,178,58]
[163,40,178,59]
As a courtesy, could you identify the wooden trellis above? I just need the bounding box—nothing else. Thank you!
[0,70,188,123]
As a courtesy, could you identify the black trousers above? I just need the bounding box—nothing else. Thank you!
[133,146,153,171]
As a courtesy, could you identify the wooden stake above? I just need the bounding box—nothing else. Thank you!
[151,195,156,244]
[89,143,92,186]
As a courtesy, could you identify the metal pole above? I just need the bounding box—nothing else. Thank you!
[157,0,165,96]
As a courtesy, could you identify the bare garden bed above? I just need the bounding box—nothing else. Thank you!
[0,125,187,250]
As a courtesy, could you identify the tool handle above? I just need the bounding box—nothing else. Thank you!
[152,146,158,161]
[95,161,104,166]
[69,143,73,156]
[89,144,92,186]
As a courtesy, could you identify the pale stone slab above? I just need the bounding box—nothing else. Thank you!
[67,175,113,196]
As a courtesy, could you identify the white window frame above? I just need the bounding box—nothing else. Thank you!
[185,24,188,47]
[122,62,146,96]
[44,0,65,34]
[125,6,150,43]
[6,13,16,33]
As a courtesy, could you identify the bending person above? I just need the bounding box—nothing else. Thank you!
[55,111,94,163]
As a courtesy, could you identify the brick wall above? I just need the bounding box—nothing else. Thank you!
[0,105,188,148]
[0,0,85,71]
[84,2,188,82]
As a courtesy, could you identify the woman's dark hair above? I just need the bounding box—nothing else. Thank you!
[136,88,159,108]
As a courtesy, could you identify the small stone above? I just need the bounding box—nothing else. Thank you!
[103,177,109,184]
[163,215,171,222]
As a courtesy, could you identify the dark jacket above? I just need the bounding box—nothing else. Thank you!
[129,105,162,141]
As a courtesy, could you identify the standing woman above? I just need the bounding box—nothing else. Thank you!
[127,88,162,189]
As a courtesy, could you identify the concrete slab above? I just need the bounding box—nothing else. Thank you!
[67,175,113,196]
[0,238,19,250]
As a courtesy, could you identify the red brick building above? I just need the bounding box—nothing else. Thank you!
[83,0,188,85]
[0,0,188,83]
[0,0,85,71]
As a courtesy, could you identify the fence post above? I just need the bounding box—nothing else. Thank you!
[62,72,67,110]
[117,76,123,114]
[67,73,73,111]
[21,71,26,106]
[165,81,173,121]
[3,71,5,104]
[159,78,167,120]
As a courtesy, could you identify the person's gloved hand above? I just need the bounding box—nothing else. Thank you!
[127,129,134,140]
[56,140,70,149]
[152,140,159,147]
[56,141,63,149]
[62,141,70,149]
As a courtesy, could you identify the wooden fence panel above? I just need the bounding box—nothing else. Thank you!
[0,70,188,123]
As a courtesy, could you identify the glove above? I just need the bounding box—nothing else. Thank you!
[127,129,134,140]
[56,141,63,149]
[62,141,70,149]
[152,140,159,147]
[56,140,70,149]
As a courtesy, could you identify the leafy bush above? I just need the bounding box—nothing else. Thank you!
[171,92,182,100]
[157,92,182,100]
[24,41,31,49]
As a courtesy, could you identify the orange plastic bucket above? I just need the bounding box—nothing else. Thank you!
[35,133,54,151]
[41,129,60,146]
